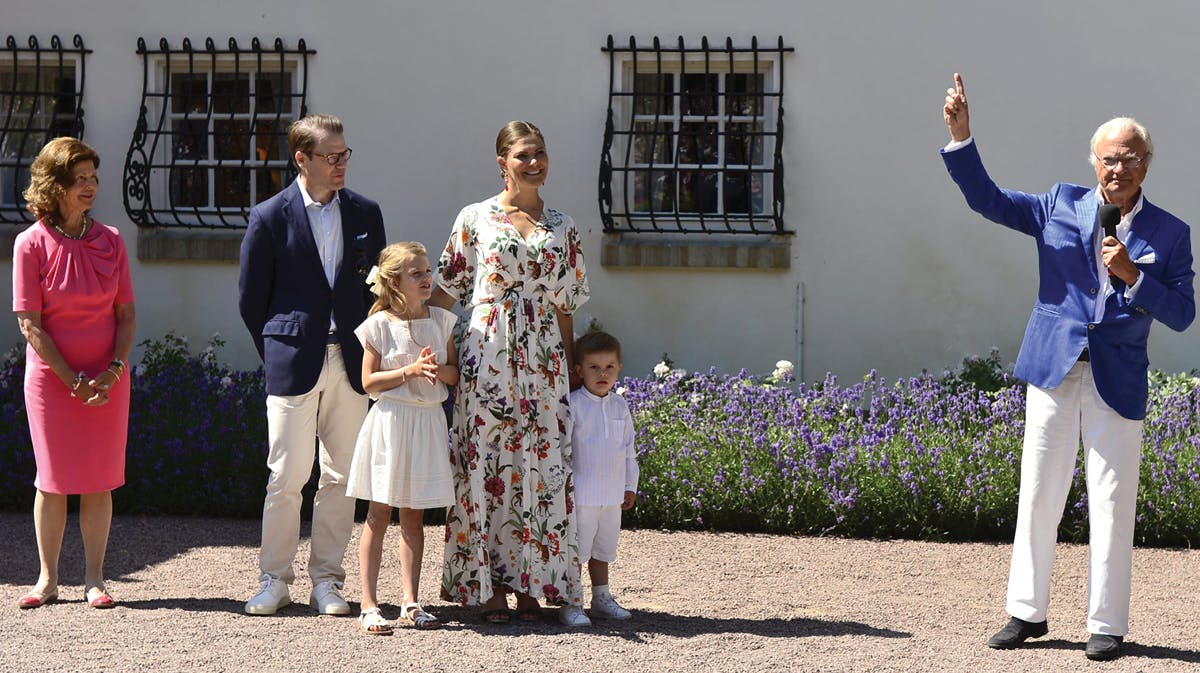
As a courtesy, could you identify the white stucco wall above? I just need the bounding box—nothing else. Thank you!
[3,0,1197,382]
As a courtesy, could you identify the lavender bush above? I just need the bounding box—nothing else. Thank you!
[0,333,270,516]
[0,337,1196,547]
[621,357,1200,547]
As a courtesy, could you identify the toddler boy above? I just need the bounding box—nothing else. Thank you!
[569,330,638,622]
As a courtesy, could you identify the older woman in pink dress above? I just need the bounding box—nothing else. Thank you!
[12,138,136,610]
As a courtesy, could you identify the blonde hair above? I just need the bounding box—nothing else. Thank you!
[23,137,100,222]
[369,241,429,318]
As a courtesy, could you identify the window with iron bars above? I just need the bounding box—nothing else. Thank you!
[123,37,313,229]
[600,36,792,235]
[0,34,88,224]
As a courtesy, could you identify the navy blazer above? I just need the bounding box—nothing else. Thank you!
[942,141,1195,420]
[238,180,386,396]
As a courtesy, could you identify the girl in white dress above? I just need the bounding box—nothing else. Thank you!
[347,242,459,634]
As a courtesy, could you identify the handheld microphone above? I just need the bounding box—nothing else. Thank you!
[1097,203,1123,291]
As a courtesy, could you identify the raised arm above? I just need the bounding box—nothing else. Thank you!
[943,72,971,142]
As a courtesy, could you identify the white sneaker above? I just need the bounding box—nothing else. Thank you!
[245,574,291,615]
[309,580,350,615]
[559,604,592,626]
[590,593,632,620]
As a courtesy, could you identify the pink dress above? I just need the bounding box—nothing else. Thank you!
[12,220,134,494]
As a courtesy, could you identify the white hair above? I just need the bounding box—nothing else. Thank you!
[1088,117,1154,169]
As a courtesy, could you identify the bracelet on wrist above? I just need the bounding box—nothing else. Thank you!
[109,359,126,374]
[69,370,86,398]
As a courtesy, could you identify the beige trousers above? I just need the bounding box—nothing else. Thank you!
[1006,361,1143,636]
[259,344,367,585]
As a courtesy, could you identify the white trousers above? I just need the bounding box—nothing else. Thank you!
[260,344,367,585]
[1006,361,1143,636]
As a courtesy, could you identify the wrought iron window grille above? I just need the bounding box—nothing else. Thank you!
[600,35,793,235]
[123,37,314,229]
[1,34,88,224]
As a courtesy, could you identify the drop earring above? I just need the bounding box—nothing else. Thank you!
[502,173,509,191]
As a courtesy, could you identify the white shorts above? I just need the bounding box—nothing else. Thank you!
[576,504,622,563]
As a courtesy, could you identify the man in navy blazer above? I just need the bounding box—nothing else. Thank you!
[238,114,385,617]
[942,74,1194,661]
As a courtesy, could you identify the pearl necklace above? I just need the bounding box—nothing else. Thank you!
[50,214,90,240]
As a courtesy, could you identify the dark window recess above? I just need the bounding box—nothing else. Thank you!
[0,34,88,224]
[600,35,793,235]
[123,37,314,229]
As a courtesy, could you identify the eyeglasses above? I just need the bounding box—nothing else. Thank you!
[1094,152,1148,169]
[71,175,99,187]
[309,148,353,165]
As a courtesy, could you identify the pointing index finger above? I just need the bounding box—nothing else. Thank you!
[954,73,965,98]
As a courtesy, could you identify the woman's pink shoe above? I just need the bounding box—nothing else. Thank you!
[86,587,116,609]
[17,589,57,609]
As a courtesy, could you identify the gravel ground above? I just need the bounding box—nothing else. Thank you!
[1,512,1198,672]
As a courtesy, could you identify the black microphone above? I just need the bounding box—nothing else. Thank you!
[1097,204,1124,292]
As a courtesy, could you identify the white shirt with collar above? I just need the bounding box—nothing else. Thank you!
[942,137,1144,322]
[570,386,639,507]
[296,178,343,331]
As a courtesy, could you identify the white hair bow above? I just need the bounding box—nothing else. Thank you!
[365,265,383,296]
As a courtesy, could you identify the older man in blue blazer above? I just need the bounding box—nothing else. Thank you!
[238,114,385,617]
[941,74,1194,661]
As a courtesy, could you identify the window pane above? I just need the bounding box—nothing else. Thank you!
[678,122,717,165]
[254,120,289,163]
[170,167,207,207]
[631,121,671,165]
[213,73,250,114]
[215,167,250,207]
[256,168,285,203]
[170,73,208,114]
[723,171,765,215]
[172,119,208,159]
[726,73,765,117]
[678,170,718,214]
[633,170,673,213]
[633,73,673,116]
[255,72,293,115]
[214,119,250,160]
[725,122,764,166]
[681,74,717,116]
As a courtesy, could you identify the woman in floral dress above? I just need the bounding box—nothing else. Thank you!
[431,121,591,626]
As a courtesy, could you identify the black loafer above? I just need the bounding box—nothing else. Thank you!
[1085,634,1123,661]
[987,616,1049,649]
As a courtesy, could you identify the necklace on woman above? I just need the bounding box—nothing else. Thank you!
[50,214,90,240]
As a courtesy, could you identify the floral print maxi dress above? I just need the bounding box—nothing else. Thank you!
[439,197,589,606]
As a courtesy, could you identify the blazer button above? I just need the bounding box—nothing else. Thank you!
[1088,323,1096,330]
[1090,287,1098,295]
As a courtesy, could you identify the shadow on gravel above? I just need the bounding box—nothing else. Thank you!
[1024,639,1200,665]
[0,513,260,585]
[427,605,910,642]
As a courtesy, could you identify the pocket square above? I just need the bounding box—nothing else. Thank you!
[1134,252,1157,264]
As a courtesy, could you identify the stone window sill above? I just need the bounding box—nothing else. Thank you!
[600,232,791,270]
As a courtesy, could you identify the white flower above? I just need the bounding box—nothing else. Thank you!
[365,265,383,296]
[615,386,626,396]
[671,368,686,377]
[220,375,234,388]
[1191,377,1200,389]
[773,359,794,380]
[653,362,670,378]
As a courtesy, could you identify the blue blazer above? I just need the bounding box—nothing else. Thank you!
[942,141,1195,420]
[238,181,386,396]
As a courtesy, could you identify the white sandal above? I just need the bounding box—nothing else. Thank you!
[401,602,441,629]
[358,607,394,636]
